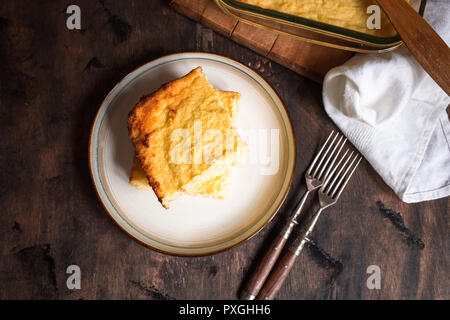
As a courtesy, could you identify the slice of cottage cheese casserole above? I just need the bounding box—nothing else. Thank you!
[128,67,248,208]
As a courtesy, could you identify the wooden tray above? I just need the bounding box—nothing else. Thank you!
[170,0,353,83]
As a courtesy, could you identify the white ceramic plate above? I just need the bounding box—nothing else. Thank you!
[89,53,295,256]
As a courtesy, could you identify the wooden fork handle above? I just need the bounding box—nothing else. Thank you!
[376,0,450,96]
[240,191,311,300]
[240,234,287,300]
[255,209,324,300]
[255,249,298,300]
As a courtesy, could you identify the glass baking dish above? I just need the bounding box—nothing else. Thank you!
[215,0,427,52]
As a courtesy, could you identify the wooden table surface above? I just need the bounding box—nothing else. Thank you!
[0,0,448,300]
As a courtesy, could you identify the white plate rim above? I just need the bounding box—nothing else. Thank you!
[88,52,296,256]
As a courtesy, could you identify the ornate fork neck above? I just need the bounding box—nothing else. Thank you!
[289,207,325,256]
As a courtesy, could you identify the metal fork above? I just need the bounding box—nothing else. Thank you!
[256,150,362,300]
[240,131,347,300]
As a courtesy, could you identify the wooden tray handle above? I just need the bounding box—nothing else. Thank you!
[376,0,450,95]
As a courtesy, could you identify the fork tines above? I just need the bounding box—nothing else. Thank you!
[307,130,347,182]
[321,149,362,199]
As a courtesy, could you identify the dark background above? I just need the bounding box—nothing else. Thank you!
[0,0,447,299]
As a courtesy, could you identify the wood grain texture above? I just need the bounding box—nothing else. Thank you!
[0,0,448,300]
[268,34,353,83]
[231,21,278,56]
[201,0,238,37]
[256,249,298,300]
[241,234,288,299]
[376,0,450,95]
[170,0,209,21]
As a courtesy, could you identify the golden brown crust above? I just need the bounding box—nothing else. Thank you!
[238,0,405,37]
[128,67,246,209]
[128,67,212,207]
[128,67,202,142]
[129,92,241,206]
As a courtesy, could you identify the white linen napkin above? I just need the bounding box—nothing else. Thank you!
[323,0,450,203]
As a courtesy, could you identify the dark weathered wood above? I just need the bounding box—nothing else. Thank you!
[376,0,450,95]
[0,0,448,300]
[256,249,298,300]
[169,0,209,21]
[241,234,287,299]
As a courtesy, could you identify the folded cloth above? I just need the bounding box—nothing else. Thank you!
[323,0,450,203]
